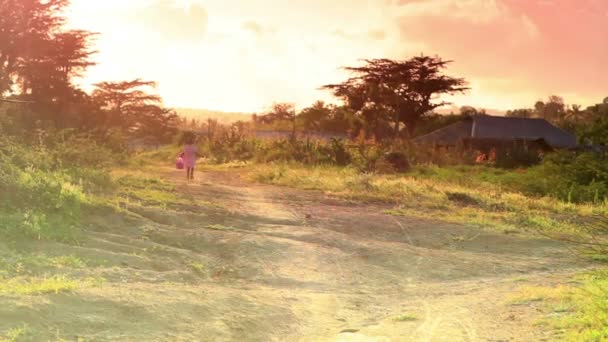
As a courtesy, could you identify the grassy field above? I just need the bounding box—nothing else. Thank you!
[249,162,607,234]
[0,148,211,340]
[506,270,608,341]
[247,161,608,340]
[2,144,607,340]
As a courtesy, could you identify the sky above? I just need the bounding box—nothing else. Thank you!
[66,0,608,113]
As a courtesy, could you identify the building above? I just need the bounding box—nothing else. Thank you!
[413,115,577,151]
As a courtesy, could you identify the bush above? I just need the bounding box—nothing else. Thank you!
[0,132,118,242]
[494,147,541,169]
[383,151,411,173]
[536,151,608,203]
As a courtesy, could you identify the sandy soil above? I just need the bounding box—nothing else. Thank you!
[0,167,593,341]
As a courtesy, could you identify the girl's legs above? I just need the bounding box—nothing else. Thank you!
[187,167,194,180]
[186,167,192,180]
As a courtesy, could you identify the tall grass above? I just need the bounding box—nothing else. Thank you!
[0,132,119,242]
[507,271,608,341]
[250,162,607,233]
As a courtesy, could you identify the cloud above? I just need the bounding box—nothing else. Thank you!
[397,0,505,24]
[132,0,208,42]
[520,15,540,39]
[368,30,387,41]
[241,21,276,37]
[331,29,387,42]
[395,0,608,105]
[242,21,263,36]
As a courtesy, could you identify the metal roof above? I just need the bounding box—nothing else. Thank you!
[413,115,577,148]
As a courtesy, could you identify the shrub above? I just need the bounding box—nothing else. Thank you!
[0,133,118,242]
[537,151,608,203]
[494,147,541,169]
[383,151,411,173]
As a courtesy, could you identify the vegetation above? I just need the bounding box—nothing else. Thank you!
[507,271,608,341]
[249,162,606,232]
[0,276,79,296]
[323,56,469,139]
[393,314,418,322]
[1,0,607,339]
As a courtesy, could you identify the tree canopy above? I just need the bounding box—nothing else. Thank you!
[323,56,469,139]
[92,79,177,142]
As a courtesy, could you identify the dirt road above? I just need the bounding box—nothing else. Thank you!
[1,167,590,341]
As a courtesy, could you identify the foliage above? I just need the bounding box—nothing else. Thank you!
[409,155,608,205]
[507,270,608,341]
[92,79,179,142]
[538,152,608,203]
[323,56,469,139]
[493,147,541,169]
[256,103,297,136]
[0,133,117,242]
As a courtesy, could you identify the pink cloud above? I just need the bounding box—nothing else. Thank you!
[396,0,608,106]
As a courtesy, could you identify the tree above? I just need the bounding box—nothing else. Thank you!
[0,0,96,128]
[506,108,534,118]
[92,79,176,141]
[459,106,480,116]
[258,103,297,137]
[534,96,566,124]
[1,0,65,94]
[580,98,608,146]
[1,1,95,97]
[299,101,331,132]
[321,105,358,135]
[323,56,469,139]
[93,79,161,129]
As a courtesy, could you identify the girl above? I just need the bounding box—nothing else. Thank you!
[183,135,198,181]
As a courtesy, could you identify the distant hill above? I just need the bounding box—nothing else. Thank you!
[174,108,252,124]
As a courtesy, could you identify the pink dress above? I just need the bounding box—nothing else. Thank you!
[183,144,197,168]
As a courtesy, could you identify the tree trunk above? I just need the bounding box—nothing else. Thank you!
[406,120,417,140]
[394,111,401,140]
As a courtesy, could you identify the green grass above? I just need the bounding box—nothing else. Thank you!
[0,325,29,342]
[203,224,237,232]
[392,314,418,322]
[506,285,573,305]
[507,271,608,341]
[0,275,105,296]
[249,163,606,234]
[0,253,90,278]
[0,276,79,296]
[188,261,206,275]
[115,174,181,206]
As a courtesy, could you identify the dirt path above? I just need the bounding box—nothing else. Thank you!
[0,167,592,341]
[161,167,588,341]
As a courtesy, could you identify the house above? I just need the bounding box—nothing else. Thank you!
[413,115,577,151]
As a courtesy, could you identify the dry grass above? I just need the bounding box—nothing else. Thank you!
[250,163,605,234]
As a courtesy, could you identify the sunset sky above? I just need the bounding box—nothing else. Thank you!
[66,0,608,113]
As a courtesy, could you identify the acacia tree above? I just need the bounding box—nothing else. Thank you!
[323,56,469,139]
[92,79,177,141]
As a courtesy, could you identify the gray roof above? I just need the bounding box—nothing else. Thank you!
[414,115,577,149]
